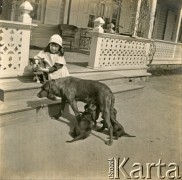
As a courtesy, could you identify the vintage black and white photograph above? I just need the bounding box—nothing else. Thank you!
[0,0,181,179]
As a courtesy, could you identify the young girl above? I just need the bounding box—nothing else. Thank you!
[34,34,69,80]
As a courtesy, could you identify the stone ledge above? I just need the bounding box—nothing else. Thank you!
[0,20,37,29]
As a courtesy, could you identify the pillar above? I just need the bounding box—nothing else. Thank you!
[133,0,142,37]
[148,0,158,39]
[173,0,182,43]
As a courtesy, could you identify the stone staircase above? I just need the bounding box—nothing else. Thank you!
[0,70,150,127]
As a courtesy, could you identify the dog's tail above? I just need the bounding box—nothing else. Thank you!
[122,132,136,137]
[110,95,119,124]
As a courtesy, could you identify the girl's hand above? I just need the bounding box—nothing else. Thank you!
[37,67,49,72]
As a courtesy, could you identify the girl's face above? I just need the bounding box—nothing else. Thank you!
[49,43,60,54]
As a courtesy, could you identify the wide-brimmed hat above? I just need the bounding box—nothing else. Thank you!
[49,34,62,47]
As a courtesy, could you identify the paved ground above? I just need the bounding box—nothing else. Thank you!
[0,75,181,180]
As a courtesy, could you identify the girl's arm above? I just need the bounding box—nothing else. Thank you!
[38,63,63,73]
[49,63,63,73]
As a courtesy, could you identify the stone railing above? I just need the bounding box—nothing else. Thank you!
[88,32,151,70]
[88,17,151,72]
[153,40,182,64]
[88,17,182,70]
[88,32,182,70]
[0,1,37,77]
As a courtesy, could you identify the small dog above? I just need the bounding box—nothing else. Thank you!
[99,108,135,139]
[112,123,135,138]
[66,104,97,143]
[31,58,47,83]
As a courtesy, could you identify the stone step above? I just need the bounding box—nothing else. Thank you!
[0,83,143,116]
[0,71,146,102]
[0,85,144,127]
[0,69,147,127]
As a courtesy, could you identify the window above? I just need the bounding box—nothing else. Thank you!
[28,0,45,23]
[99,3,105,18]
[88,15,95,28]
[103,17,110,29]
[111,5,119,27]
[87,1,120,30]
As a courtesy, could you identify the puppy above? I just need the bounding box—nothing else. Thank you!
[82,103,97,126]
[66,104,96,143]
[99,108,135,139]
[31,58,47,83]
[113,123,135,139]
[100,120,135,139]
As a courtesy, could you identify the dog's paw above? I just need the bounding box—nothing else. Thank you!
[105,140,113,146]
[66,140,73,143]
[107,137,118,140]
[51,96,57,101]
[51,115,60,120]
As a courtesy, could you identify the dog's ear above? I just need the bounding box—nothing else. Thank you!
[49,79,61,94]
[84,104,89,110]
[41,80,50,90]
[41,60,46,67]
[43,80,57,100]
[48,80,58,92]
[30,58,40,65]
[29,58,34,65]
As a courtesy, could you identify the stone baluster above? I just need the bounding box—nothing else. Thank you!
[18,1,33,23]
[93,17,105,33]
[88,17,105,69]
[0,1,37,77]
[106,23,115,34]
[18,1,35,76]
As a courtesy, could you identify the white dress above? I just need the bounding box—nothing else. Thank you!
[34,51,69,80]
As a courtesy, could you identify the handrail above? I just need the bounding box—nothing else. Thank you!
[91,32,152,43]
[0,20,37,29]
[153,39,182,46]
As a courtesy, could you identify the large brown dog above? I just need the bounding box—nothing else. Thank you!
[37,76,116,145]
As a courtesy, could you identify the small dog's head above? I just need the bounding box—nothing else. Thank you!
[83,104,97,121]
[78,114,94,132]
[33,59,41,68]
[113,123,125,137]
[30,58,45,70]
[33,59,46,69]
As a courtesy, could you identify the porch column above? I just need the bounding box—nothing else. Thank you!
[133,0,142,37]
[63,0,70,24]
[10,0,16,21]
[173,1,182,43]
[148,0,158,39]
